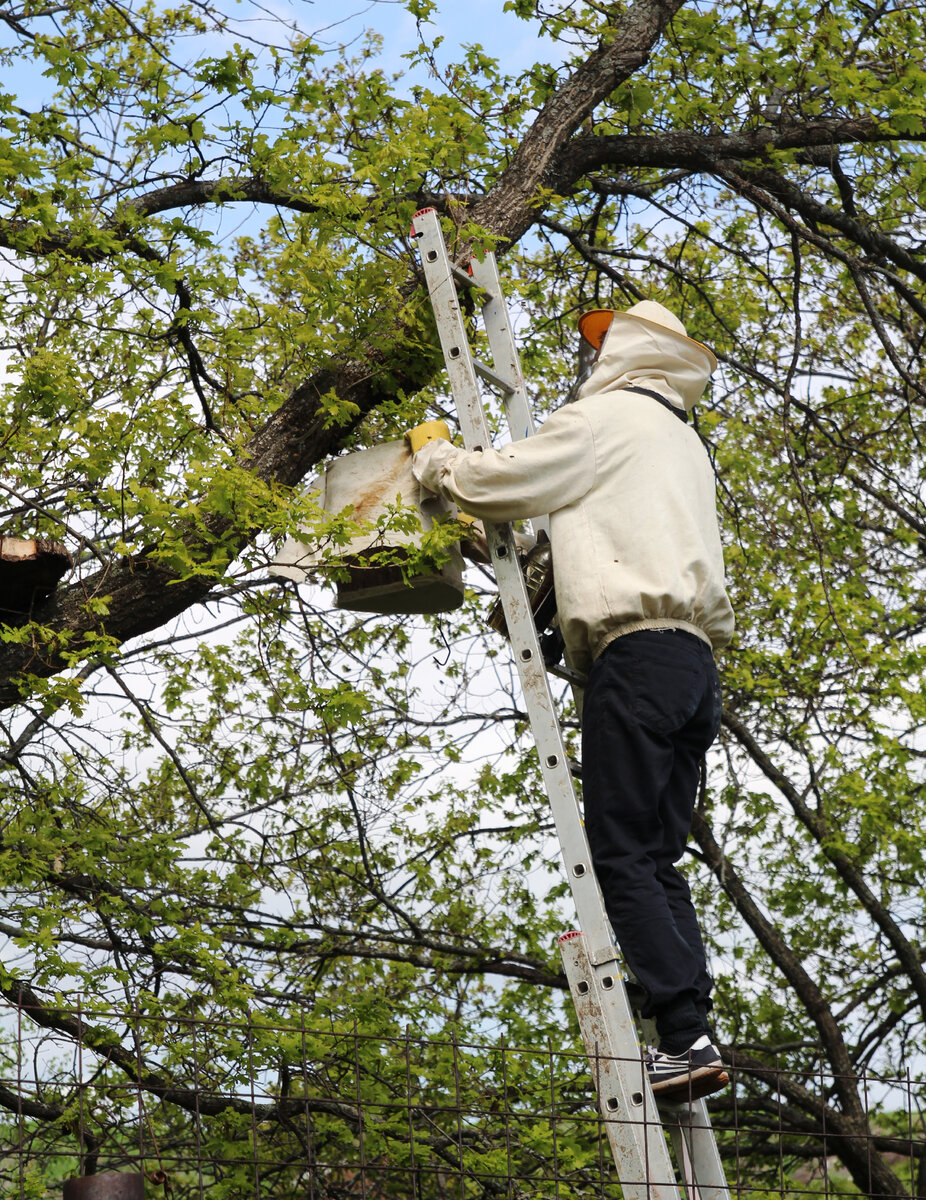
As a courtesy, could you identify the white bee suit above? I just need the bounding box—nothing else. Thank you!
[411,306,734,673]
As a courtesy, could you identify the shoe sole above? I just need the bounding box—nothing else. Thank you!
[651,1066,729,1103]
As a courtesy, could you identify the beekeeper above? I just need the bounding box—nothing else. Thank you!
[410,300,735,1097]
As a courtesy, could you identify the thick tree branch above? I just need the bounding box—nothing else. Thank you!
[689,809,906,1196]
[0,116,906,256]
[712,162,926,286]
[555,116,915,182]
[468,0,688,243]
[722,707,926,1023]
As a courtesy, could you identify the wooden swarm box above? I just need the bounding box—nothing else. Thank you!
[271,440,465,615]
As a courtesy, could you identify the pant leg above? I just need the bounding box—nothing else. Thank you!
[582,630,721,1041]
[653,658,721,1025]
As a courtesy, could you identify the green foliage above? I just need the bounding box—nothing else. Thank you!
[0,0,925,1193]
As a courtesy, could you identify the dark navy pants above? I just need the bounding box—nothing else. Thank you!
[581,629,722,1047]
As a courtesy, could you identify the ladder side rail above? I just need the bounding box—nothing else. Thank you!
[413,207,682,1199]
[411,207,613,961]
[467,251,535,440]
[419,214,550,541]
[669,1125,703,1200]
[560,932,682,1200]
[663,1102,730,1200]
[639,986,731,1198]
[471,246,594,697]
[467,249,553,545]
[472,244,729,1199]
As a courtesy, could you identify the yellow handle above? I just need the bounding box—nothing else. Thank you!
[406,420,451,454]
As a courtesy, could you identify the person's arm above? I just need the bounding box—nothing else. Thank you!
[411,404,596,522]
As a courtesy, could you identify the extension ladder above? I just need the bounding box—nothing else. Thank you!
[410,206,730,1200]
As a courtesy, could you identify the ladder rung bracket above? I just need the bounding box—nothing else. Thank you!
[547,663,588,688]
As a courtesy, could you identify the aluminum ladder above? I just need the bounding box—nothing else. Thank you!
[410,205,730,1200]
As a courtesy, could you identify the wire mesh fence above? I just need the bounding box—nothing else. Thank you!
[0,994,923,1198]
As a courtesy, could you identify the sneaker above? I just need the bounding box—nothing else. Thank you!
[645,1035,729,1101]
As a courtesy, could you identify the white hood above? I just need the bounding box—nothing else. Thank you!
[578,307,716,412]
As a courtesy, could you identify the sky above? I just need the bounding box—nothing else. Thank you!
[0,0,562,116]
[299,0,556,77]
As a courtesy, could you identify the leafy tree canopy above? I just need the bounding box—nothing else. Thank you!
[1,0,925,1193]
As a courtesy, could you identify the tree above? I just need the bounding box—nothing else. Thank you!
[1,0,925,1194]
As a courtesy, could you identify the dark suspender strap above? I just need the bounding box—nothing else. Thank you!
[623,385,690,424]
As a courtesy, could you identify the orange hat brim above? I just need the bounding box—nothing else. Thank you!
[577,309,614,351]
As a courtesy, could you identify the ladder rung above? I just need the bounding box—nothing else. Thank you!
[450,264,477,290]
[450,263,500,303]
[473,357,516,394]
[547,663,588,689]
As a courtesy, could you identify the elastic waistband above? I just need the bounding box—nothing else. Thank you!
[594,619,713,659]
